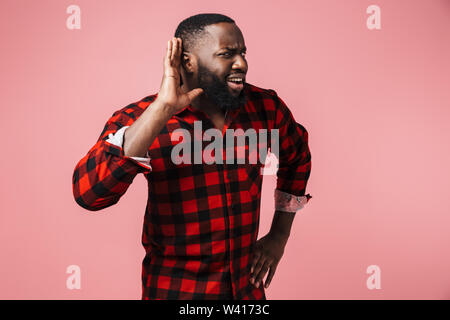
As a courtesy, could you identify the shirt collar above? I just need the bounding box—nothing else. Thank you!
[173,104,197,116]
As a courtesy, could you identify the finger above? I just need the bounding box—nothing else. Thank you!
[186,88,203,102]
[250,252,261,274]
[254,259,271,288]
[179,37,183,54]
[167,39,172,59]
[264,264,276,288]
[249,257,259,284]
[251,257,266,284]
[164,39,172,68]
[171,38,178,62]
[175,38,182,61]
[172,38,181,67]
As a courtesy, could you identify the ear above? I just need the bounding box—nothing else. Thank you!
[181,52,196,73]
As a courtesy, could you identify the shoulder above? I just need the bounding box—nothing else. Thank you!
[245,83,308,134]
[108,93,158,122]
[243,82,284,116]
[244,82,280,101]
[244,82,294,119]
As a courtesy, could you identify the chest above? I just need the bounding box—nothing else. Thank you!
[210,114,225,132]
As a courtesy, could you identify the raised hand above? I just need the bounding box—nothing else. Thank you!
[156,37,203,114]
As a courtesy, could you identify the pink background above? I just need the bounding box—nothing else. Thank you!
[1,0,449,299]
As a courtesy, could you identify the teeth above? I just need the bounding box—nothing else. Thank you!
[228,78,243,83]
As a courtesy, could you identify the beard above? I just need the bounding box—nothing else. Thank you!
[197,63,247,112]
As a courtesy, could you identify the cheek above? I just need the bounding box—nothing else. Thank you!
[211,61,231,78]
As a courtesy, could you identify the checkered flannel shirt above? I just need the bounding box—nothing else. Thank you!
[72,82,312,300]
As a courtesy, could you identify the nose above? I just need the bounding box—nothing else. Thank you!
[232,54,248,73]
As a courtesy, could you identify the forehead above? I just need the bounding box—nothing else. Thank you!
[200,22,245,51]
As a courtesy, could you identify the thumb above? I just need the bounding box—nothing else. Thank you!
[186,88,204,102]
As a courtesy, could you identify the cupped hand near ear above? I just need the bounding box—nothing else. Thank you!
[156,37,203,114]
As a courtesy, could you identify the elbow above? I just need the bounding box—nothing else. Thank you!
[72,163,116,212]
[73,193,119,212]
[72,153,128,212]
[72,181,119,212]
[74,195,105,212]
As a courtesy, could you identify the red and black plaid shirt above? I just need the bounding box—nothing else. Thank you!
[72,82,312,300]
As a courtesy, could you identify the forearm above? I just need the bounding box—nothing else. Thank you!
[123,98,174,157]
[268,210,295,241]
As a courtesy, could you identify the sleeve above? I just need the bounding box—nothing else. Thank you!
[106,125,151,168]
[72,109,152,211]
[272,92,312,213]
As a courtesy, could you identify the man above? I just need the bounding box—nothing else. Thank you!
[72,13,312,300]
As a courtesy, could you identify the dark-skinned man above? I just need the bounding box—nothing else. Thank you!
[72,13,312,300]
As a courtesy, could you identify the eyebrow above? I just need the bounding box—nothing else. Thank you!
[220,46,247,52]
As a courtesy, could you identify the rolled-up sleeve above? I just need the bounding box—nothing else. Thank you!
[106,125,152,169]
[272,92,312,213]
[72,109,151,211]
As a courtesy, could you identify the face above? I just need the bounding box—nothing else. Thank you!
[191,22,249,111]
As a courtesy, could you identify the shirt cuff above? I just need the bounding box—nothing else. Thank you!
[274,189,312,213]
[106,126,152,169]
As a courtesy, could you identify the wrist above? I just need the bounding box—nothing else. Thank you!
[268,229,290,243]
[153,98,177,117]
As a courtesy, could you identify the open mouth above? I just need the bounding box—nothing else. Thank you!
[226,76,245,92]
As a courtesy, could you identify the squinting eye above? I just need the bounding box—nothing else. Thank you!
[220,52,246,58]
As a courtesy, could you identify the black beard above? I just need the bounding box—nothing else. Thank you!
[197,63,247,111]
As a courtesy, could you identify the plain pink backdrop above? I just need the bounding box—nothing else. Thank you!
[1,0,449,299]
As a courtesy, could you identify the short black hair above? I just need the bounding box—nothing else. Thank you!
[174,13,235,52]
